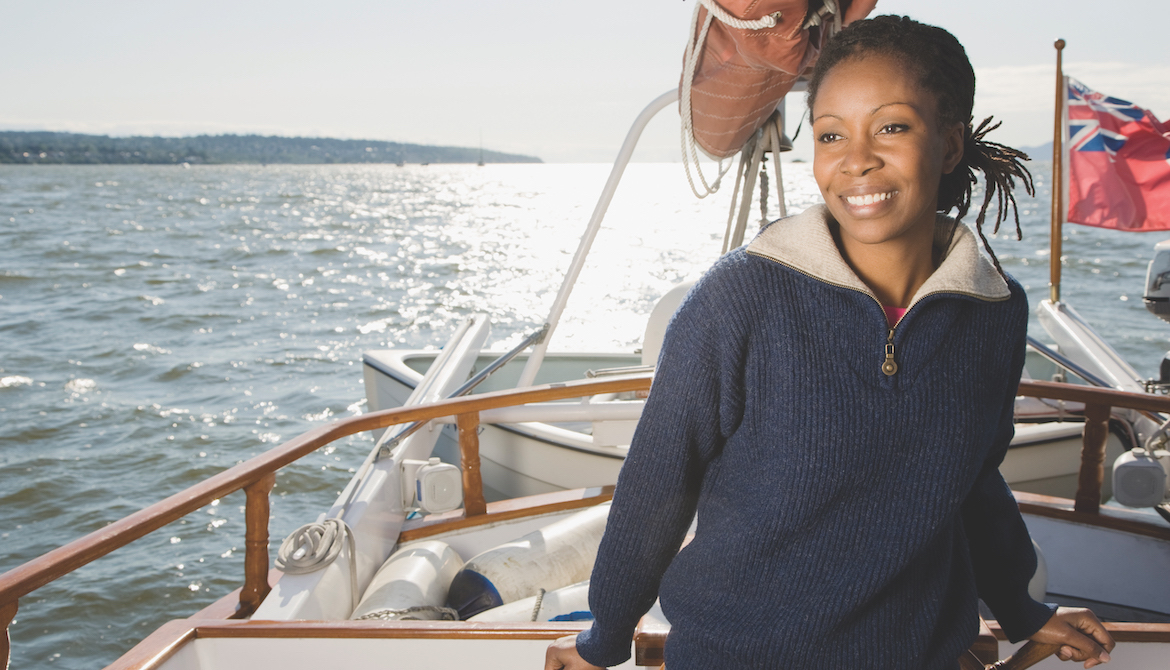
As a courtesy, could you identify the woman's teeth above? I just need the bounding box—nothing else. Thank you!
[845,192,894,206]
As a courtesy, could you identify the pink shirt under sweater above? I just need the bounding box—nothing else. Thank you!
[883,305,907,327]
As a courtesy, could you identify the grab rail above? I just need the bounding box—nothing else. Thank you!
[1,376,1167,669]
[1018,380,1170,513]
[0,374,651,670]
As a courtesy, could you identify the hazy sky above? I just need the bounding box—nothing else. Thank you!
[2,0,1167,162]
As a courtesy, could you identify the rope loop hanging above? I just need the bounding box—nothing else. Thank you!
[680,3,729,199]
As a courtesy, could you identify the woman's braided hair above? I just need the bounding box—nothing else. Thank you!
[805,15,1034,276]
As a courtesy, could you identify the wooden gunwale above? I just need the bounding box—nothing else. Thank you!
[3,376,1170,669]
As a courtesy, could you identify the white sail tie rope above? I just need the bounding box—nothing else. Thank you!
[276,517,360,613]
[697,0,782,30]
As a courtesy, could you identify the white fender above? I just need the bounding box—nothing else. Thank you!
[350,540,463,620]
[468,580,592,622]
[446,503,611,619]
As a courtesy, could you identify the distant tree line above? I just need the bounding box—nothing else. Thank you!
[0,131,542,165]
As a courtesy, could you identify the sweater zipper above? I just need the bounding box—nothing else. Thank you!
[882,328,898,376]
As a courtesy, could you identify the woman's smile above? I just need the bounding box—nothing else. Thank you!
[843,190,896,207]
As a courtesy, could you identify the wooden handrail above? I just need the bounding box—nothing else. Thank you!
[1018,380,1170,514]
[1017,380,1170,414]
[0,375,1164,669]
[0,375,651,653]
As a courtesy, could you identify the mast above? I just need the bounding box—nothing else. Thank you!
[1050,39,1066,303]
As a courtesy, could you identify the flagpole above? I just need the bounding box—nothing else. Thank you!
[1050,38,1066,304]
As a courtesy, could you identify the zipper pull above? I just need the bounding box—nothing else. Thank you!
[881,329,898,376]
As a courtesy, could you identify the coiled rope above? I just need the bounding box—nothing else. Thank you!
[275,517,359,613]
[680,1,781,199]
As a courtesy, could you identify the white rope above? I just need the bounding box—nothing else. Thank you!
[680,3,728,198]
[696,0,782,30]
[530,588,547,621]
[275,518,359,613]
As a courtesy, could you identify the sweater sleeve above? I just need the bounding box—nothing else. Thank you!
[575,266,747,667]
[961,290,1056,643]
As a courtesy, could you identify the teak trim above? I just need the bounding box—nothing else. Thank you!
[2,376,1169,669]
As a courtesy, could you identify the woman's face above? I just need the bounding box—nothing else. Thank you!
[811,53,964,253]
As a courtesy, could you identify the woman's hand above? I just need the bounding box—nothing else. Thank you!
[544,635,605,670]
[1029,607,1115,667]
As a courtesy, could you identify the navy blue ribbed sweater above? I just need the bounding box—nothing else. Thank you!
[575,206,1055,669]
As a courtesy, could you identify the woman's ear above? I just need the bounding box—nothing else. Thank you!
[941,121,965,175]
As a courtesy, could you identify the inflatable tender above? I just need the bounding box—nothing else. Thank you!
[350,540,463,620]
[446,503,611,619]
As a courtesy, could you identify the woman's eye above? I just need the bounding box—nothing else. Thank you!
[817,132,842,144]
[878,123,909,135]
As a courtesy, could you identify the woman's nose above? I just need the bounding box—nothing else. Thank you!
[840,137,882,176]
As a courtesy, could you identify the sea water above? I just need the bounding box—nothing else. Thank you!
[1,162,1168,668]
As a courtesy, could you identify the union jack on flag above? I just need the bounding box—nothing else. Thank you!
[1066,77,1170,231]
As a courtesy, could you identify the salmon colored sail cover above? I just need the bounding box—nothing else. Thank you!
[686,0,876,158]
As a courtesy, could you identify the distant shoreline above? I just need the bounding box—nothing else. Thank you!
[0,131,542,165]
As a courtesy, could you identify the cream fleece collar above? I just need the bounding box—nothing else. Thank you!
[745,204,1010,305]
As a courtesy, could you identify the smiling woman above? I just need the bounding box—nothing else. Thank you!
[545,15,1114,670]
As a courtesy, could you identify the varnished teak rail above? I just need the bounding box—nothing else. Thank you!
[1,376,1168,669]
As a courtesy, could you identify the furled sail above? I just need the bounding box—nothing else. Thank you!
[681,0,876,161]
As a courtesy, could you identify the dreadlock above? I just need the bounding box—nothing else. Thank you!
[805,15,1034,277]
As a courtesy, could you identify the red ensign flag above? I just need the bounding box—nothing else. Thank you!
[1066,78,1170,231]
